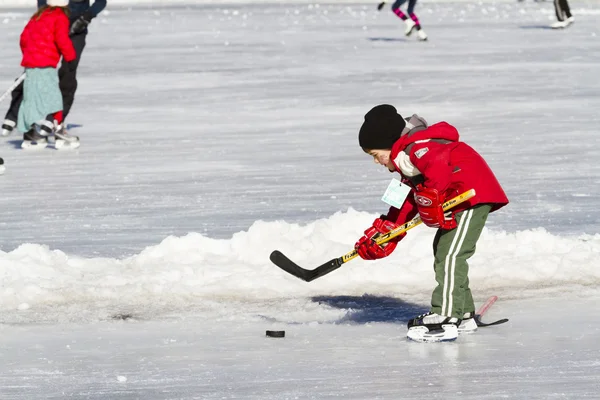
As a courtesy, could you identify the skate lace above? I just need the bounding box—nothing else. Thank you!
[415,311,433,320]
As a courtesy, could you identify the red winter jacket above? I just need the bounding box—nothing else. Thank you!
[20,7,76,68]
[387,121,509,224]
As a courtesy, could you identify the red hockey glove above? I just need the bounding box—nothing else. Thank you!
[414,186,457,229]
[355,218,406,260]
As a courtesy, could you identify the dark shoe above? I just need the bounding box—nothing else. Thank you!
[2,119,16,136]
[21,129,48,150]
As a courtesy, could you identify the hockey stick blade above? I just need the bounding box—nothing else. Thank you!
[269,250,343,282]
[474,316,509,327]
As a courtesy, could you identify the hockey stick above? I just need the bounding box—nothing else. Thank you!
[270,189,476,282]
[474,295,509,327]
[0,72,26,105]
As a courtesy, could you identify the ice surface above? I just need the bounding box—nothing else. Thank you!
[1,1,600,398]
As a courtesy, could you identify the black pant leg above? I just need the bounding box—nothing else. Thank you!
[58,31,87,119]
[554,0,563,20]
[553,0,572,20]
[406,0,418,16]
[560,0,572,18]
[4,77,24,122]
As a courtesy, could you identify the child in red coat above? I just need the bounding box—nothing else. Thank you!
[17,0,76,149]
[355,104,509,342]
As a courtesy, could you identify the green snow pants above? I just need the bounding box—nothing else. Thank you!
[430,204,492,319]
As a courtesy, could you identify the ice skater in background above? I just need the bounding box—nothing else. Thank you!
[378,0,428,41]
[2,0,107,143]
[551,0,573,29]
[17,0,76,149]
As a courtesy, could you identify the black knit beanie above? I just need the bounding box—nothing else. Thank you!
[358,104,406,150]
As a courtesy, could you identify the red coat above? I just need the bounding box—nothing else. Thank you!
[20,8,76,68]
[387,122,509,224]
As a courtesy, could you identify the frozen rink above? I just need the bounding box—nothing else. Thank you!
[1,1,600,398]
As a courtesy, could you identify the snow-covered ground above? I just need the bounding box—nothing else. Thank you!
[1,1,600,398]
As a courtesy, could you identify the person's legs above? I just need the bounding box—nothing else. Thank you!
[4,81,23,123]
[2,79,24,135]
[18,68,62,149]
[391,0,409,20]
[408,13,421,28]
[551,0,573,28]
[392,0,421,37]
[403,0,427,40]
[430,204,492,319]
[406,205,491,342]
[406,0,418,16]
[406,0,429,40]
[59,32,87,119]
[559,0,572,18]
[554,0,566,21]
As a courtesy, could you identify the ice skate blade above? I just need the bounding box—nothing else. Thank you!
[21,139,48,150]
[407,325,458,343]
[54,138,80,150]
[551,18,573,29]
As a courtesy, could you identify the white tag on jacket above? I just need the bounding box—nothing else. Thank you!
[381,178,411,208]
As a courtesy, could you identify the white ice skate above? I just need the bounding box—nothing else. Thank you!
[551,16,574,29]
[404,19,417,36]
[407,312,459,343]
[458,312,478,334]
[54,124,80,150]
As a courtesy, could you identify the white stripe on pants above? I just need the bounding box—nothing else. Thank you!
[441,209,474,316]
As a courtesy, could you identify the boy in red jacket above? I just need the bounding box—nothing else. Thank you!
[17,0,76,149]
[355,104,508,343]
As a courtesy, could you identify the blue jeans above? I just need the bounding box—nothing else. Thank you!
[392,0,418,15]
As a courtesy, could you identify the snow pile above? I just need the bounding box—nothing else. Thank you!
[2,210,599,322]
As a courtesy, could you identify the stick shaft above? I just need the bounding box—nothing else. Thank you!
[270,189,476,282]
[0,72,26,105]
[342,189,476,264]
[476,295,498,317]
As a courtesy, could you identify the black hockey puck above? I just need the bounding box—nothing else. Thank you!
[265,330,285,338]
